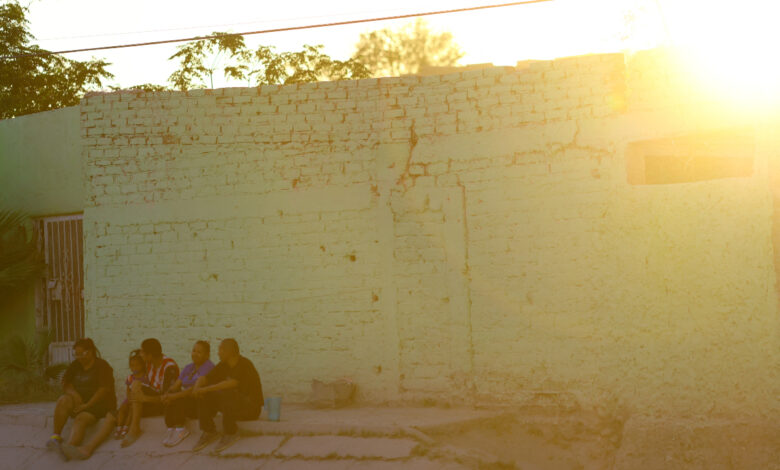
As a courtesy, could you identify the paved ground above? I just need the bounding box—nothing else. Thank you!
[3,402,779,469]
[0,402,501,469]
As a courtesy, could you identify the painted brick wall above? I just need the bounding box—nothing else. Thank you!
[79,49,780,419]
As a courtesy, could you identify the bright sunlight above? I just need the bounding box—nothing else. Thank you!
[669,0,780,108]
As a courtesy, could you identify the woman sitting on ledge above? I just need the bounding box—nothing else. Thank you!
[160,340,215,447]
[47,338,117,461]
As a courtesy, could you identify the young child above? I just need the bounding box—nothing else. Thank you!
[113,350,147,439]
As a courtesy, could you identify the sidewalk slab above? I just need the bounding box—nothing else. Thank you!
[23,448,115,470]
[347,459,472,470]
[276,435,419,459]
[257,459,364,470]
[255,458,472,470]
[241,405,500,438]
[0,403,53,427]
[121,452,196,468]
[185,454,264,469]
[0,424,50,447]
[0,447,41,470]
[0,402,500,436]
[216,435,286,457]
[0,402,506,470]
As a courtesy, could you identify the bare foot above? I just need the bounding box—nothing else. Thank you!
[61,444,90,460]
[121,431,142,448]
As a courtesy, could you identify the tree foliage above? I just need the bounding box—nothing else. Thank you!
[0,2,113,119]
[167,32,250,90]
[109,83,170,92]
[352,19,465,77]
[1,3,464,116]
[167,33,370,90]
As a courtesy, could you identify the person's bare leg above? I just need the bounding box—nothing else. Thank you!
[128,380,143,435]
[80,413,116,457]
[129,400,142,430]
[67,412,96,446]
[53,394,76,436]
[116,402,129,427]
[122,381,144,447]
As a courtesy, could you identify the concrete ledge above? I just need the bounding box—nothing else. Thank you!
[216,435,285,457]
[0,402,498,443]
[0,403,53,428]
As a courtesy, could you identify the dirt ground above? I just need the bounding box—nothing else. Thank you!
[422,409,780,470]
[424,410,622,470]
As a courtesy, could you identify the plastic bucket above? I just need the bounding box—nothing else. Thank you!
[264,396,282,421]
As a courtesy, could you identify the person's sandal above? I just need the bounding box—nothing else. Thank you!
[213,433,241,453]
[112,426,126,440]
[162,428,174,446]
[166,428,190,448]
[192,431,218,452]
[45,435,62,451]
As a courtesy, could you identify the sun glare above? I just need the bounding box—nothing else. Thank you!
[670,1,780,108]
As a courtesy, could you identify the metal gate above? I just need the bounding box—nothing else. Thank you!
[33,214,84,364]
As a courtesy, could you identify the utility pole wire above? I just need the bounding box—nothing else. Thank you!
[2,0,552,60]
[37,6,435,42]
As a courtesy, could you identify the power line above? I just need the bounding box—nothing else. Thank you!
[4,0,552,59]
[37,6,423,42]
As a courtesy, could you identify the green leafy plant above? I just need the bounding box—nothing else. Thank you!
[168,32,251,90]
[0,331,67,403]
[0,210,45,293]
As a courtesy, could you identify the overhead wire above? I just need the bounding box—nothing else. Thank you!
[3,0,552,59]
[37,6,427,42]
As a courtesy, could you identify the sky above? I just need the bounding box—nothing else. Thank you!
[18,0,673,89]
[19,0,780,93]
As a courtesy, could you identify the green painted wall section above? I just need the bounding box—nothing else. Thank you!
[0,106,84,341]
[0,106,84,217]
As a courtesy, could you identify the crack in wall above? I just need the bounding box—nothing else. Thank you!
[457,181,477,402]
[395,120,419,190]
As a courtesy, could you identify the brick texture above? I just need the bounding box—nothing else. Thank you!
[79,50,779,419]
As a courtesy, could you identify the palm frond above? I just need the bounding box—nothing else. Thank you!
[0,210,45,290]
[0,331,62,403]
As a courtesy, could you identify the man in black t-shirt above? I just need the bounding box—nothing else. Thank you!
[62,354,117,417]
[47,338,117,461]
[191,338,263,453]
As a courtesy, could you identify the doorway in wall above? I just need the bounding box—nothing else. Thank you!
[33,214,84,364]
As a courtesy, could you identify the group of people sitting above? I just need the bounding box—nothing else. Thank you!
[45,336,264,461]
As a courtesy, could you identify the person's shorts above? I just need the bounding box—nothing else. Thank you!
[75,403,116,420]
[141,402,164,417]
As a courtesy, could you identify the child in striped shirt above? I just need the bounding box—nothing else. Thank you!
[113,350,147,439]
